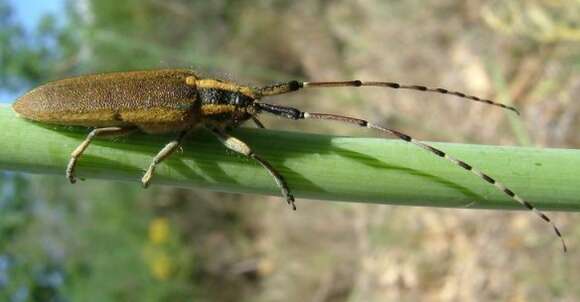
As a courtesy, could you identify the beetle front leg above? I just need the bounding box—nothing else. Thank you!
[251,117,266,129]
[141,130,188,188]
[208,126,296,210]
[67,127,136,183]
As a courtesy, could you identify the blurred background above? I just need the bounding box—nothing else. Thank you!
[1,0,580,301]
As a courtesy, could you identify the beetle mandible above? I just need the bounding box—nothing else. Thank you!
[11,68,566,251]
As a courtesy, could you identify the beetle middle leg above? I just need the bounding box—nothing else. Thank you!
[67,127,136,184]
[208,127,296,210]
[141,130,189,188]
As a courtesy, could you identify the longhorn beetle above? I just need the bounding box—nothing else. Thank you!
[12,69,566,251]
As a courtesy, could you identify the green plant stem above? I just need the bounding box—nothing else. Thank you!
[1,106,579,211]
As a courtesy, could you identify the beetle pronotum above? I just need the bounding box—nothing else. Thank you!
[12,69,566,251]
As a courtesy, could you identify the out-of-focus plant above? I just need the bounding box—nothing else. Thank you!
[143,217,176,281]
[0,173,69,302]
[0,0,78,93]
[482,0,580,42]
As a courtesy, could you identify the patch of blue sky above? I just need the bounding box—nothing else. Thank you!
[8,0,65,30]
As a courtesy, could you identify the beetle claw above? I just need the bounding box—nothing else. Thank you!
[66,169,77,184]
[141,169,153,188]
[287,195,296,210]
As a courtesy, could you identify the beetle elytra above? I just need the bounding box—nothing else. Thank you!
[12,69,566,251]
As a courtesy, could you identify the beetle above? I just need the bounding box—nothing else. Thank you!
[11,69,566,251]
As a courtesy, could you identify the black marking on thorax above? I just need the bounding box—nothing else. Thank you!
[198,88,253,107]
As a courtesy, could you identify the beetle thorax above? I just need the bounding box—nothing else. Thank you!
[198,87,257,128]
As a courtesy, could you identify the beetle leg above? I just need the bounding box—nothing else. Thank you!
[251,117,266,129]
[208,126,296,210]
[67,127,135,184]
[142,130,188,188]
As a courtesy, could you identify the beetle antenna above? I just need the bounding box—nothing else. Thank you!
[257,80,519,115]
[256,102,566,252]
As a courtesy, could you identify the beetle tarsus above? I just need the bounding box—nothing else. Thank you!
[141,131,188,189]
[288,196,297,210]
[66,160,77,184]
[141,167,154,188]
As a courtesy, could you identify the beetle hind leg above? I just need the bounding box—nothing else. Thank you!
[208,126,296,210]
[142,130,188,188]
[67,127,136,183]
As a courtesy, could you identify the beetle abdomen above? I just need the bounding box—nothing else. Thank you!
[13,69,199,128]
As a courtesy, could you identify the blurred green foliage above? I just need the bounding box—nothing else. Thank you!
[0,0,77,92]
[0,174,202,301]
